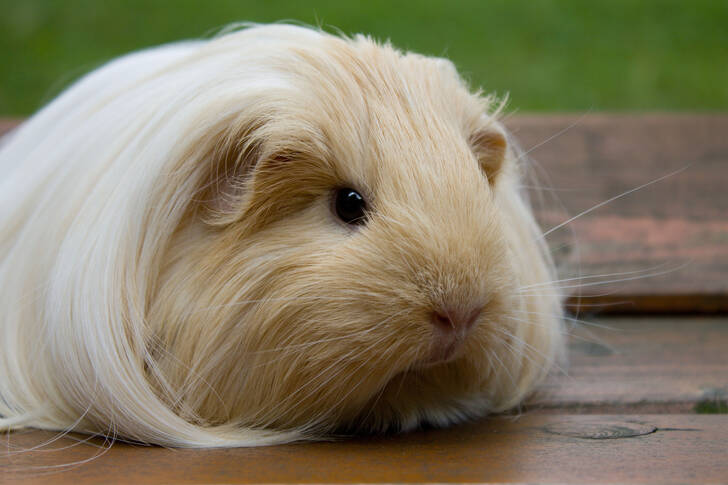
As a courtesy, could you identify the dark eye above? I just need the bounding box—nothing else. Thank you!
[334,188,368,225]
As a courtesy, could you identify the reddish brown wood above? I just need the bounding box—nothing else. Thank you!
[528,317,728,412]
[503,114,728,314]
[2,415,726,484]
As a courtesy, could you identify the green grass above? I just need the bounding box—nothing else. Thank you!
[1,0,726,115]
[694,399,728,414]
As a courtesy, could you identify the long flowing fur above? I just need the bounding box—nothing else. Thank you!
[0,25,564,447]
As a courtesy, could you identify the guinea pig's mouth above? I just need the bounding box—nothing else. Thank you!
[423,341,460,366]
[418,326,469,368]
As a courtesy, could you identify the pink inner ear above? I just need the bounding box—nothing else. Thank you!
[471,125,507,184]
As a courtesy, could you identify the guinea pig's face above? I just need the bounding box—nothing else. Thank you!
[150,39,548,434]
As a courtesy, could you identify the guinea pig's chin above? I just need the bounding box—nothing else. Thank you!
[417,332,467,368]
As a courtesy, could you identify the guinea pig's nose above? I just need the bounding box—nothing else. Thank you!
[431,306,482,335]
[426,305,483,365]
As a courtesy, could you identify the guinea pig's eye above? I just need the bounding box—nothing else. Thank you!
[334,188,368,226]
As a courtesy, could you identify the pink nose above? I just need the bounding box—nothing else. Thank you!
[426,305,483,365]
[431,306,482,334]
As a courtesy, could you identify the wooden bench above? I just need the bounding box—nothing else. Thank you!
[1,115,726,484]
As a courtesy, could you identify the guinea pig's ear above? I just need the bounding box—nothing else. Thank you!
[469,122,508,185]
[200,124,264,226]
[198,121,335,230]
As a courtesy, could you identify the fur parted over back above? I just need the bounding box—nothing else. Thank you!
[0,24,564,447]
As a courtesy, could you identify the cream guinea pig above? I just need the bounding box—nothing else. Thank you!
[0,24,564,447]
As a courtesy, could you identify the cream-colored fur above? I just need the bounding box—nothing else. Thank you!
[0,24,564,447]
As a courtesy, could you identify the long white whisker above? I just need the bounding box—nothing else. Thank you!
[249,308,411,360]
[492,326,569,378]
[518,261,690,293]
[482,341,517,391]
[279,330,396,426]
[516,111,591,161]
[503,315,618,356]
[510,310,620,331]
[254,309,412,426]
[188,295,355,315]
[519,261,675,290]
[539,165,691,240]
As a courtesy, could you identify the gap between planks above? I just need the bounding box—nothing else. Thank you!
[526,316,728,413]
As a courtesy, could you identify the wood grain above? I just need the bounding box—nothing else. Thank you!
[528,317,728,413]
[2,115,727,313]
[503,114,728,313]
[3,415,726,484]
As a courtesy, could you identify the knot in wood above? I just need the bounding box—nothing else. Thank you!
[543,420,657,439]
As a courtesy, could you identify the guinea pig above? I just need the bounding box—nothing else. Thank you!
[0,24,564,447]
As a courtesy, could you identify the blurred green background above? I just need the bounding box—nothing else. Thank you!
[1,0,726,115]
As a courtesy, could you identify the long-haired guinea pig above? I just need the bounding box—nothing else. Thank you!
[0,24,564,447]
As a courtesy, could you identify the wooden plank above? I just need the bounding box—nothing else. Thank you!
[503,114,728,313]
[2,415,726,484]
[3,115,727,313]
[528,317,728,413]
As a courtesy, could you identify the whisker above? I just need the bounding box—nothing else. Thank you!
[517,286,624,299]
[481,341,517,391]
[565,299,634,310]
[354,348,414,429]
[279,330,396,427]
[255,310,412,425]
[516,110,591,162]
[187,295,356,315]
[519,261,675,290]
[503,314,619,354]
[510,310,621,332]
[492,326,570,378]
[538,164,691,240]
[520,184,589,193]
[249,308,411,360]
[518,261,690,293]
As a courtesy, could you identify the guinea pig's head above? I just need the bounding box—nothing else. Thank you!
[147,28,562,435]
